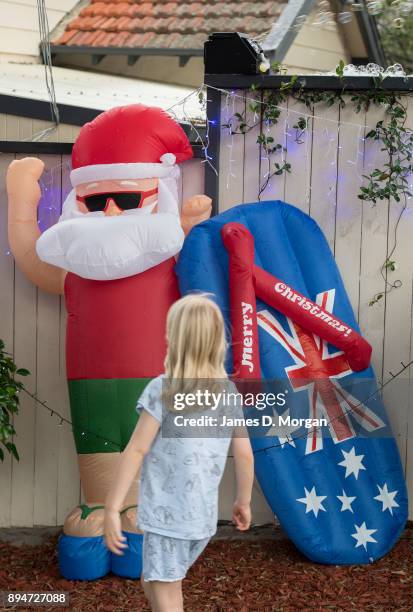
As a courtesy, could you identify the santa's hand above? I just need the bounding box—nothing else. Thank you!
[181,194,212,236]
[7,158,45,219]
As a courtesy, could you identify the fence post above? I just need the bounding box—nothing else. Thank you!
[204,86,221,216]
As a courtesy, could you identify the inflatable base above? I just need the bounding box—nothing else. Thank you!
[58,532,142,580]
[111,532,143,579]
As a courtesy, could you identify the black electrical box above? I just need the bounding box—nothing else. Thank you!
[204,32,266,75]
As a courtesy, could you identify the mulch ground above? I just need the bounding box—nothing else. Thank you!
[1,531,413,611]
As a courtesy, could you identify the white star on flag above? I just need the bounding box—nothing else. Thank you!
[265,429,296,448]
[338,447,366,479]
[374,483,399,515]
[278,434,296,448]
[351,522,377,550]
[337,489,356,513]
[265,411,296,448]
[297,486,327,517]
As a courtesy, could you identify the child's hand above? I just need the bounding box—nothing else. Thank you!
[104,508,128,555]
[232,501,251,531]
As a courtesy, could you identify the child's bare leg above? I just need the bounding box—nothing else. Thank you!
[150,580,183,612]
[140,576,153,608]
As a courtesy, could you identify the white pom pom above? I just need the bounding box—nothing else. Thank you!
[160,153,176,166]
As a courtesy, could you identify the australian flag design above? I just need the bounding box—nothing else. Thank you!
[176,200,408,564]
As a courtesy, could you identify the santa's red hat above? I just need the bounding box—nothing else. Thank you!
[60,104,193,221]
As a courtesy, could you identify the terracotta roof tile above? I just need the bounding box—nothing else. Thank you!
[66,31,93,45]
[125,31,156,46]
[73,30,102,45]
[99,17,119,30]
[86,31,107,45]
[53,0,287,50]
[113,16,130,29]
[111,30,130,45]
[57,29,78,45]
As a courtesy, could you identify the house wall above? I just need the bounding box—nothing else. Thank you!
[53,54,204,89]
[283,8,352,73]
[0,113,80,142]
[0,0,80,63]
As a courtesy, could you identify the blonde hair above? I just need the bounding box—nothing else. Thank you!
[162,294,227,411]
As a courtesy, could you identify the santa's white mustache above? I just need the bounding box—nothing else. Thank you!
[36,209,185,281]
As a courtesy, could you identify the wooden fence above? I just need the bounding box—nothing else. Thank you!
[0,151,209,527]
[1,84,413,526]
[215,87,413,521]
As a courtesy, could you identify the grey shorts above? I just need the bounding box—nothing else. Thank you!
[142,531,210,582]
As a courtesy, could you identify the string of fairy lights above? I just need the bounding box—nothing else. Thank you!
[251,0,413,34]
[6,0,413,148]
[18,358,413,457]
[3,75,413,241]
[2,80,412,346]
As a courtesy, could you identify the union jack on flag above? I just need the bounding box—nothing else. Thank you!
[257,288,385,454]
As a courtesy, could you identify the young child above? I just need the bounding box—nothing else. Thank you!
[104,294,254,612]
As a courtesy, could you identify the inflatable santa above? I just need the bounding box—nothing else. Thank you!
[6,105,211,580]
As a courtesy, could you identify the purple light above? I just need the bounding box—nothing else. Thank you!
[37,182,70,232]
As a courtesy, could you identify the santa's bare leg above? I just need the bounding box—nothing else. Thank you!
[63,453,139,538]
[62,451,143,580]
[57,369,151,579]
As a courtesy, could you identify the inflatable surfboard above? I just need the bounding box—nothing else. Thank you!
[175,200,408,564]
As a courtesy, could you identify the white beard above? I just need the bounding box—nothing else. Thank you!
[36,206,185,281]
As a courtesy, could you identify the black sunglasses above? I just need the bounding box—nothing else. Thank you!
[78,188,158,213]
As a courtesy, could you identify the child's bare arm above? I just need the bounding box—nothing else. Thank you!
[231,431,254,530]
[104,411,160,554]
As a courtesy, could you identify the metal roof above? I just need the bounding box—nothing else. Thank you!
[0,62,203,122]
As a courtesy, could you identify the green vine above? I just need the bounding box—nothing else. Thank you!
[225,64,413,306]
[0,339,30,461]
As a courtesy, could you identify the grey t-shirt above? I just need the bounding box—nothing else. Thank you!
[136,375,243,540]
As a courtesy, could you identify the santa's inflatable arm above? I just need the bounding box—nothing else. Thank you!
[6,157,66,294]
